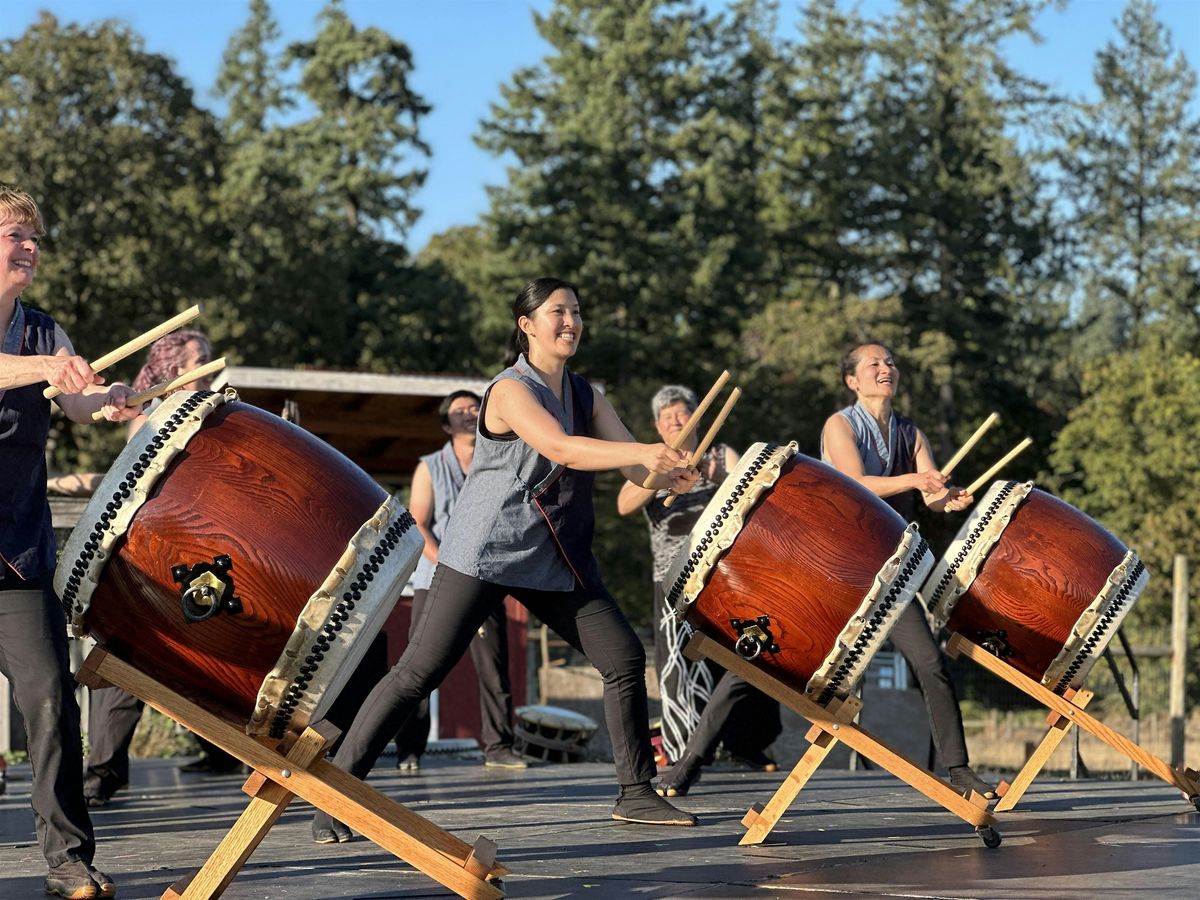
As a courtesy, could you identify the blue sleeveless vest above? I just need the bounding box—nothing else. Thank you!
[0,301,59,580]
[821,401,919,520]
[438,355,602,594]
[411,441,466,591]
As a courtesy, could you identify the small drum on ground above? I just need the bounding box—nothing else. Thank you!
[513,705,598,763]
[55,389,423,743]
[662,442,933,705]
[922,480,1148,693]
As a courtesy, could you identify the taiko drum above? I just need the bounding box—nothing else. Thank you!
[662,442,933,704]
[55,389,422,742]
[922,481,1148,693]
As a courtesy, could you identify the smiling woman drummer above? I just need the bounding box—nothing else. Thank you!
[0,184,140,900]
[821,340,995,800]
[312,276,700,842]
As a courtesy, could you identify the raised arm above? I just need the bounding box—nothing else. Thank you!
[48,325,141,425]
[484,378,692,489]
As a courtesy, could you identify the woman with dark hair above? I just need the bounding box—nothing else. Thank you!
[821,340,994,799]
[312,277,700,842]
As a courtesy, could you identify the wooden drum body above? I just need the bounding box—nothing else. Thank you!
[55,389,423,742]
[923,481,1148,693]
[662,442,934,704]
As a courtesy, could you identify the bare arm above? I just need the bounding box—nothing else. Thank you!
[484,379,690,485]
[408,461,440,564]
[617,479,657,516]
[39,326,141,425]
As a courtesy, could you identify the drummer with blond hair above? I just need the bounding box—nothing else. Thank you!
[0,184,139,899]
[821,339,994,799]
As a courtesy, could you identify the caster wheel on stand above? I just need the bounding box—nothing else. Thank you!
[976,825,1002,849]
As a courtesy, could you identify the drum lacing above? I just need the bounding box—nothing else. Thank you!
[1051,558,1145,694]
[815,537,932,705]
[267,509,418,739]
[663,443,780,611]
[927,480,1018,608]
[59,390,217,619]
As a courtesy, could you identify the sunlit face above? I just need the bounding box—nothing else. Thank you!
[178,339,213,390]
[443,395,480,437]
[846,344,899,400]
[520,288,583,361]
[655,401,693,443]
[0,220,40,302]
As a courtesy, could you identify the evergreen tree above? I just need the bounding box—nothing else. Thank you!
[0,13,223,471]
[1057,0,1200,356]
[856,0,1062,465]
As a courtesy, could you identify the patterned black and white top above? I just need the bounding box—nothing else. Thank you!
[643,445,731,584]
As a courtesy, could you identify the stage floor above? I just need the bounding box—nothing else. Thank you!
[2,754,1197,898]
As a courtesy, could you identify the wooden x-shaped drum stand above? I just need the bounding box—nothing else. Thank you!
[77,647,507,899]
[683,632,1002,848]
[944,633,1200,812]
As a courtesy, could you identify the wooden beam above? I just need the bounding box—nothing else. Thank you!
[994,688,1093,812]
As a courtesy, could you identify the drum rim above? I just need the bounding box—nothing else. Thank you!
[661,441,798,617]
[56,388,232,629]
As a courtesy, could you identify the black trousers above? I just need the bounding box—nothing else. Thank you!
[84,686,143,795]
[681,670,783,764]
[326,565,654,788]
[393,588,515,758]
[0,577,94,867]
[887,602,969,770]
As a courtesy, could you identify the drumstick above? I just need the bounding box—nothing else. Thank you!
[964,437,1033,497]
[44,305,202,399]
[942,412,1000,477]
[640,369,730,489]
[90,358,226,422]
[662,387,742,509]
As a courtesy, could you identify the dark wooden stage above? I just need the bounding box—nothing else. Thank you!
[2,753,1197,898]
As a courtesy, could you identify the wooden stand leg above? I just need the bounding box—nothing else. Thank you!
[684,633,999,848]
[740,724,840,846]
[78,647,506,900]
[993,688,1093,812]
[163,723,335,899]
[947,633,1200,804]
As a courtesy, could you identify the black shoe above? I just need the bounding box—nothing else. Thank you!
[312,816,353,844]
[484,748,528,769]
[949,765,997,800]
[44,860,102,899]
[613,784,698,826]
[731,750,778,773]
[655,752,702,798]
[179,754,243,775]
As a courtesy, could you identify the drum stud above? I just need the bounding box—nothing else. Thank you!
[280,769,291,778]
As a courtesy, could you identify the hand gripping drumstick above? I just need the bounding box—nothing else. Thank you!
[44,305,202,399]
[964,437,1033,497]
[639,369,730,489]
[942,411,1000,478]
[662,387,743,509]
[90,357,226,422]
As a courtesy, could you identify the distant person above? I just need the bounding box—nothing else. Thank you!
[1,184,136,900]
[619,386,781,799]
[821,340,994,800]
[393,389,525,771]
[83,331,242,809]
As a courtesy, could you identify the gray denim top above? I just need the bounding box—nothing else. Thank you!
[411,441,466,591]
[437,355,585,592]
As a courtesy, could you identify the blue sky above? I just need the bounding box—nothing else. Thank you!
[3,1,1197,251]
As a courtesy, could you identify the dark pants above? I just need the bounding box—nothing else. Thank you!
[394,588,515,759]
[888,602,969,770]
[674,670,782,763]
[0,577,95,867]
[84,686,142,796]
[326,565,654,788]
